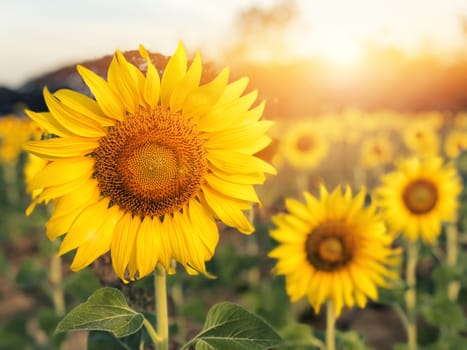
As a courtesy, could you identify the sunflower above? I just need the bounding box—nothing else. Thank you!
[375,157,462,243]
[402,120,439,157]
[269,185,400,316]
[0,115,35,165]
[24,43,275,281]
[444,130,467,159]
[359,135,394,169]
[281,121,328,170]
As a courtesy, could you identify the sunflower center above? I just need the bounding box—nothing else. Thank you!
[297,135,314,152]
[373,145,383,156]
[94,107,207,217]
[305,221,355,271]
[402,179,438,215]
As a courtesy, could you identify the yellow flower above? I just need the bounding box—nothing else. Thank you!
[0,115,34,164]
[24,43,275,281]
[375,157,462,243]
[281,121,328,170]
[359,135,394,169]
[444,130,467,159]
[402,120,439,157]
[269,185,400,316]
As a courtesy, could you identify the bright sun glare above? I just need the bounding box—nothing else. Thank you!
[318,41,362,66]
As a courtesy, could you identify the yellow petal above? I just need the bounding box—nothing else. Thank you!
[46,181,100,239]
[24,137,99,159]
[28,157,94,191]
[207,150,276,175]
[160,42,187,108]
[188,199,219,259]
[209,165,266,184]
[36,170,92,203]
[205,121,273,153]
[182,67,229,119]
[77,65,124,120]
[198,90,258,132]
[107,51,145,113]
[170,51,202,113]
[111,213,140,282]
[54,89,115,127]
[43,87,106,137]
[139,45,161,108]
[204,173,259,203]
[25,110,73,137]
[58,198,110,255]
[215,77,249,106]
[71,205,121,271]
[135,217,161,279]
[202,185,254,234]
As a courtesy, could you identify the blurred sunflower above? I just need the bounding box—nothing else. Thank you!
[402,120,439,157]
[281,121,328,170]
[444,130,467,159]
[453,112,467,129]
[0,115,35,165]
[375,157,461,243]
[24,43,275,281]
[269,185,400,316]
[359,135,394,169]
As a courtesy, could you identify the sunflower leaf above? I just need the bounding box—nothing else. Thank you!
[183,302,283,350]
[56,287,144,338]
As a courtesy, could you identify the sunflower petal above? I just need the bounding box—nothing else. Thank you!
[24,137,99,159]
[160,42,187,108]
[139,45,161,108]
[77,65,124,120]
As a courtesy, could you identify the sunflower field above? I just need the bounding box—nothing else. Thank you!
[2,3,467,350]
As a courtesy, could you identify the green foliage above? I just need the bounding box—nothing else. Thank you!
[419,295,464,330]
[64,268,101,303]
[56,288,145,338]
[0,317,35,349]
[276,323,323,349]
[15,257,48,290]
[182,302,283,350]
[87,330,143,350]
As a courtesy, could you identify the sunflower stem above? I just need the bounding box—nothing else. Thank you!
[50,252,65,316]
[155,265,169,350]
[143,318,162,345]
[446,222,460,301]
[405,242,418,350]
[3,162,19,205]
[325,300,336,350]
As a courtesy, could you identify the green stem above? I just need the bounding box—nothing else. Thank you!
[405,242,418,350]
[50,252,65,316]
[446,222,460,301]
[155,265,169,350]
[4,162,19,205]
[296,171,309,192]
[326,301,336,350]
[143,318,162,345]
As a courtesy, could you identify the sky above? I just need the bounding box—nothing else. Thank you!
[1,0,467,88]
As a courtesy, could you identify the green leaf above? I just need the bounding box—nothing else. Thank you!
[276,323,323,349]
[56,287,145,338]
[185,302,283,350]
[87,330,142,350]
[420,296,465,329]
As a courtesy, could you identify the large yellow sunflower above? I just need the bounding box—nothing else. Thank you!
[24,43,275,281]
[281,121,328,170]
[375,157,462,243]
[269,185,400,317]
